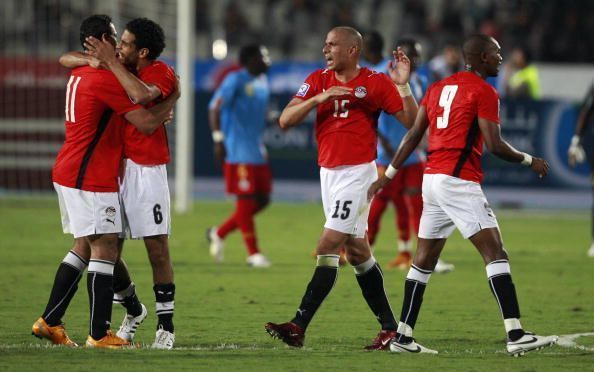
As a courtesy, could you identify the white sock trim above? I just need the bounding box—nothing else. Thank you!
[407,265,432,283]
[397,321,413,337]
[88,260,114,275]
[316,254,340,268]
[114,282,136,301]
[398,240,412,252]
[156,301,175,314]
[504,318,522,333]
[353,256,376,275]
[486,260,511,278]
[63,251,88,271]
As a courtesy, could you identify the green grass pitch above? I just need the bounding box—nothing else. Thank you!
[1,198,593,371]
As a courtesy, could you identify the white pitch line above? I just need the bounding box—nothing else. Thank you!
[557,332,594,352]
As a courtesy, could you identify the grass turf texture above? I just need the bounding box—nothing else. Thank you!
[1,198,593,371]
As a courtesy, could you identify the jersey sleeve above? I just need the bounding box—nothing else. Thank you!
[293,70,320,100]
[209,72,238,109]
[141,63,176,98]
[95,73,143,115]
[376,74,403,115]
[477,85,500,124]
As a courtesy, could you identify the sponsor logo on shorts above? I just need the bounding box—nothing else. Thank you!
[354,86,367,98]
[296,83,310,97]
[105,206,116,225]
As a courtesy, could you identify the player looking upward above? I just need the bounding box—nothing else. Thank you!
[265,26,418,349]
[206,44,273,268]
[32,14,179,349]
[362,31,454,273]
[368,34,558,356]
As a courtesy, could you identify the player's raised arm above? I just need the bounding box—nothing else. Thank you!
[59,51,102,69]
[368,106,429,201]
[125,78,180,135]
[278,86,353,129]
[479,117,548,178]
[85,36,161,105]
[388,47,418,129]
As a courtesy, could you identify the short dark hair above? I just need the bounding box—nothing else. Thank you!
[396,38,419,57]
[80,14,113,49]
[239,44,262,66]
[364,30,384,55]
[125,18,166,60]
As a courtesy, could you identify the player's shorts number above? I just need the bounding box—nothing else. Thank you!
[153,204,163,224]
[333,99,349,118]
[437,85,458,129]
[331,200,352,220]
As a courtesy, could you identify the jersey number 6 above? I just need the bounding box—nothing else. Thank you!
[436,85,458,129]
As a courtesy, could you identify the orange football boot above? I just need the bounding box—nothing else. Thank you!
[32,317,78,347]
[387,251,412,269]
[85,330,132,349]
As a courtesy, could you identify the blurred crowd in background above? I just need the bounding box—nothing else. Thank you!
[3,0,593,64]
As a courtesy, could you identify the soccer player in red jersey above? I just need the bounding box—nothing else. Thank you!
[58,18,177,348]
[265,26,418,349]
[32,15,179,349]
[368,34,558,355]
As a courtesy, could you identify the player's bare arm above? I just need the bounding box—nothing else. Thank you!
[85,35,161,105]
[479,117,549,178]
[368,107,429,201]
[388,47,418,129]
[208,97,226,167]
[125,77,180,135]
[59,51,102,69]
[279,86,353,129]
[568,84,594,166]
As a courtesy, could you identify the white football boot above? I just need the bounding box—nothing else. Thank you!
[390,338,438,354]
[587,241,594,257]
[207,227,224,262]
[246,253,271,268]
[434,258,455,273]
[506,332,558,357]
[152,326,175,350]
[116,303,148,342]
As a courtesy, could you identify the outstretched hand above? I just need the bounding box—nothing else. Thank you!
[84,35,118,67]
[367,176,390,202]
[388,47,411,85]
[531,157,549,178]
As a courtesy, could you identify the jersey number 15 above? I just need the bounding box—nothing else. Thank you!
[436,85,458,129]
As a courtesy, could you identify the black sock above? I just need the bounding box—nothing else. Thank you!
[354,258,397,331]
[87,259,115,340]
[154,283,175,333]
[113,260,143,317]
[42,251,87,326]
[486,260,523,341]
[396,265,432,343]
[291,255,339,331]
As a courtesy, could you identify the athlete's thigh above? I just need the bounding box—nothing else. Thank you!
[121,160,171,239]
[54,182,122,238]
[435,175,498,239]
[322,162,377,238]
[418,174,456,239]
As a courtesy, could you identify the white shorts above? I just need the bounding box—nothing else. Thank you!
[120,159,171,239]
[320,161,377,238]
[53,182,122,238]
[418,173,499,239]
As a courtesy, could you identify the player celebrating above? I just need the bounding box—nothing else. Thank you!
[83,18,177,349]
[362,32,455,273]
[368,34,558,355]
[32,15,179,348]
[206,44,272,268]
[567,81,594,257]
[265,26,418,349]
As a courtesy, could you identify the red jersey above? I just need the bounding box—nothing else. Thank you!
[422,72,500,183]
[295,67,403,168]
[124,61,176,165]
[53,66,142,192]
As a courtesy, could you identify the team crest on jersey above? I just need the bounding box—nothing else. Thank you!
[244,83,254,96]
[354,86,367,98]
[296,83,310,97]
